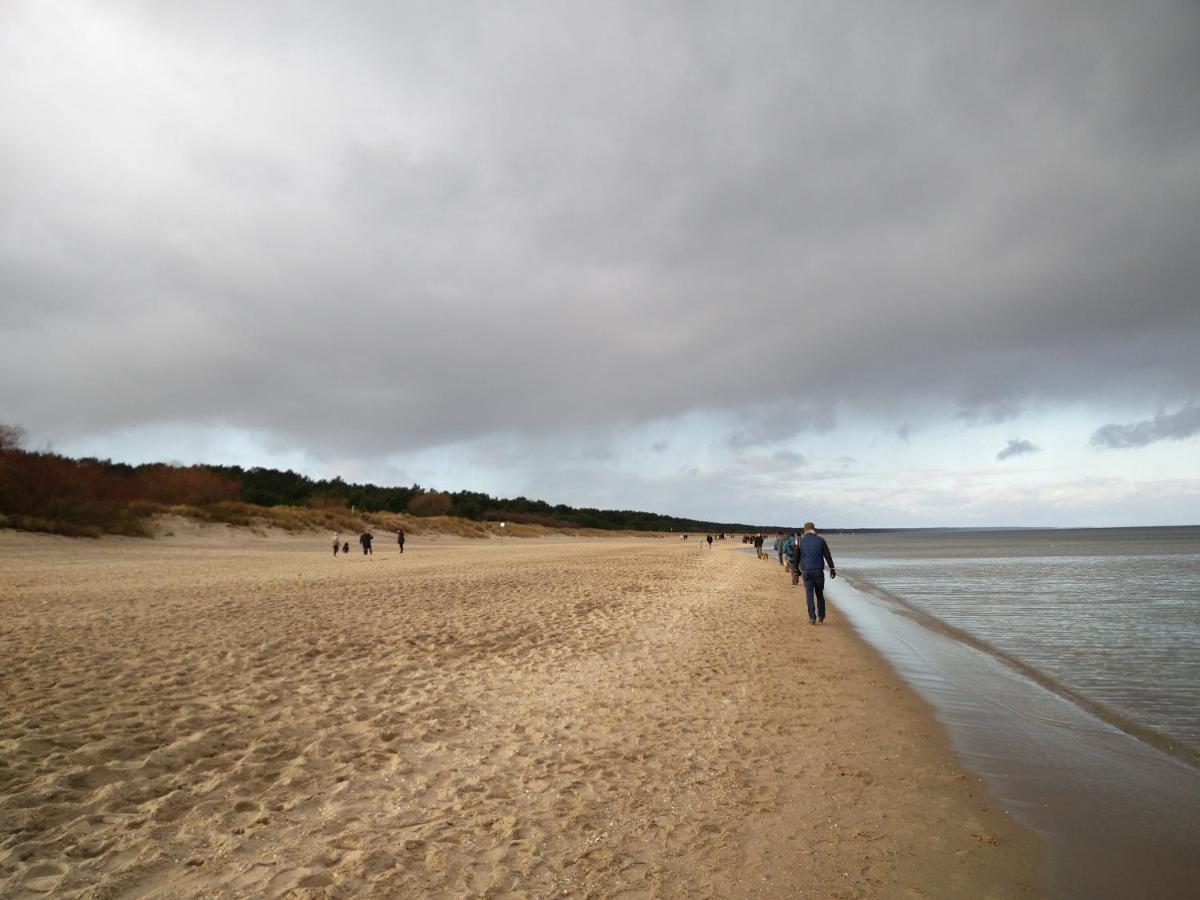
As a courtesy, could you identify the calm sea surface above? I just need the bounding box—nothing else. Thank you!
[835,525,1200,759]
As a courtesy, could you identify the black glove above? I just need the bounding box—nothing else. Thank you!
[830,568,837,579]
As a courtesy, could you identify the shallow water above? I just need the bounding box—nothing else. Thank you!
[824,526,1200,898]
[835,526,1200,758]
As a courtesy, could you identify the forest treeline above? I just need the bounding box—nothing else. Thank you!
[0,423,764,537]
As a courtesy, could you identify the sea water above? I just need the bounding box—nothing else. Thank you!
[826,526,1200,898]
[835,526,1200,757]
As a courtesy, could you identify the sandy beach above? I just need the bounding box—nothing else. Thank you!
[0,527,1039,898]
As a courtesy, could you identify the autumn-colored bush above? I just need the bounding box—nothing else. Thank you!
[0,423,239,537]
[408,491,453,517]
[131,465,241,506]
[307,493,348,510]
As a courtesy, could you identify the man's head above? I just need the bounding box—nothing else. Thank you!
[803,521,815,533]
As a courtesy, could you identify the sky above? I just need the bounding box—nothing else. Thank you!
[2,1,1198,528]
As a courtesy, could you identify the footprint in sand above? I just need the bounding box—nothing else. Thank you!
[226,798,267,834]
[22,861,68,894]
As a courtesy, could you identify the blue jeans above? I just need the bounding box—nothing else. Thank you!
[801,569,826,622]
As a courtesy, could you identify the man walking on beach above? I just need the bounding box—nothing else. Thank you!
[793,522,836,624]
[359,530,374,555]
[397,528,405,553]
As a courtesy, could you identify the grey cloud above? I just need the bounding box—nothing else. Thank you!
[997,438,1041,461]
[1,1,1198,462]
[896,423,913,442]
[1089,403,1200,450]
[650,441,669,454]
[727,404,835,451]
[955,400,1023,426]
[772,449,808,467]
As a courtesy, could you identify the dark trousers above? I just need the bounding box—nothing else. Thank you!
[801,569,826,622]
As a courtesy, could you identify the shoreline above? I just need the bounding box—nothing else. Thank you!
[1,529,1039,897]
[831,571,1200,898]
[843,573,1200,771]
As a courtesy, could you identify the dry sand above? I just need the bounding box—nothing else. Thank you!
[0,527,1040,898]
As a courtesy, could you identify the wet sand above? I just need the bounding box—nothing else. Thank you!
[0,528,1039,897]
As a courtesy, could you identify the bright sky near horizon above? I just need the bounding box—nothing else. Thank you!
[2,1,1198,528]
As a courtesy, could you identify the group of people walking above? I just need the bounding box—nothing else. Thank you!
[331,528,405,557]
[772,523,837,625]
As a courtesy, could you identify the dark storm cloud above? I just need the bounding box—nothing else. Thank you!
[2,1,1199,459]
[1089,403,1200,450]
[996,438,1040,461]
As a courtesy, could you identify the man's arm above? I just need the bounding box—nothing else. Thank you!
[823,539,835,573]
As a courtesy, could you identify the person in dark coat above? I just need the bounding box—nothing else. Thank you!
[359,531,374,555]
[792,522,836,624]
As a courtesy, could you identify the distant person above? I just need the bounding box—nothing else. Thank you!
[332,532,340,557]
[342,541,350,555]
[397,528,405,554]
[775,532,787,567]
[753,534,765,559]
[359,531,374,555]
[794,522,836,624]
[706,534,713,548]
[782,531,797,574]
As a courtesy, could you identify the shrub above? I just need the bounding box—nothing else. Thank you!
[308,493,348,510]
[408,491,453,517]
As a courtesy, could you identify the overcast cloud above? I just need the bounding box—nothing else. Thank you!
[2,1,1198,525]
[1090,403,1200,450]
[996,438,1040,461]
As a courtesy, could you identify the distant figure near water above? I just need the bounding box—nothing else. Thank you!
[397,528,405,554]
[360,531,374,555]
[791,522,836,625]
[782,531,798,575]
[332,532,340,556]
[706,534,713,548]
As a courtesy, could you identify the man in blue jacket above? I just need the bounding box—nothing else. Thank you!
[791,521,836,624]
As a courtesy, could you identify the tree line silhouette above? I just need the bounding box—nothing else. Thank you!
[0,423,766,536]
